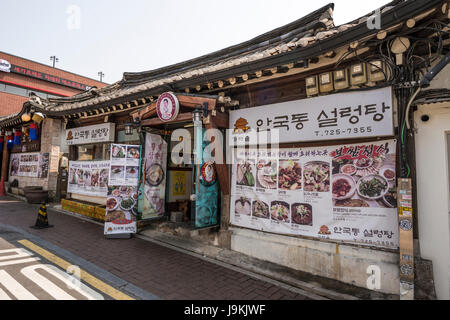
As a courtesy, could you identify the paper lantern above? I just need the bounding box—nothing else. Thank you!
[14,130,21,145]
[30,123,38,141]
[21,113,31,122]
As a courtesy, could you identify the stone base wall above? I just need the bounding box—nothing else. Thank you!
[230,227,400,295]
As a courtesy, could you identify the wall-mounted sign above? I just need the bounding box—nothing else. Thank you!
[156,92,179,122]
[0,59,11,73]
[229,87,394,144]
[67,161,110,197]
[66,123,115,146]
[9,65,92,91]
[9,152,48,178]
[230,139,399,249]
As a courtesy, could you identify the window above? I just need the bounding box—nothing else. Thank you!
[76,143,110,161]
[0,83,66,99]
[117,129,140,145]
[4,84,27,96]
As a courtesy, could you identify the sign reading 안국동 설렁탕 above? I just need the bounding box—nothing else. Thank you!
[229,87,394,144]
[66,123,115,146]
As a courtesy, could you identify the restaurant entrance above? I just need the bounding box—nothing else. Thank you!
[137,93,222,230]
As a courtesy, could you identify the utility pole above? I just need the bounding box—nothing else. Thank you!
[98,71,104,82]
[50,56,59,68]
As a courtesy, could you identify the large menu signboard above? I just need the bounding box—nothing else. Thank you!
[230,139,399,249]
[67,161,110,197]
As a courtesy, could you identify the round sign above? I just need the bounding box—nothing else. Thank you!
[156,92,179,122]
[0,59,11,73]
[201,161,216,185]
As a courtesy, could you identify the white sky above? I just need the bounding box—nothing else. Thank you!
[1,0,391,84]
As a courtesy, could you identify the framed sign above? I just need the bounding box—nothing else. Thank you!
[156,92,179,122]
[229,87,394,144]
[66,123,115,146]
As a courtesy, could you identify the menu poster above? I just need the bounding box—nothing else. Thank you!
[109,144,141,186]
[10,152,47,178]
[67,161,110,197]
[39,153,49,178]
[104,185,138,235]
[140,133,167,220]
[230,139,399,249]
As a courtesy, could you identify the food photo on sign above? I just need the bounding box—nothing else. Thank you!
[105,186,138,235]
[230,140,399,249]
[331,142,397,209]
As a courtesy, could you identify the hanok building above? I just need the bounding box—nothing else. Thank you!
[1,0,449,299]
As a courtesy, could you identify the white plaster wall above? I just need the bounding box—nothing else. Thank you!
[414,101,450,300]
[230,227,400,295]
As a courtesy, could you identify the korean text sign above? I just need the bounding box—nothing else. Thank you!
[66,123,115,145]
[229,87,394,144]
[230,139,399,249]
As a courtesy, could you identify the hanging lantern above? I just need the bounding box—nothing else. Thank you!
[21,112,31,122]
[0,135,3,153]
[30,123,38,141]
[14,130,22,146]
[6,131,13,150]
[32,112,44,124]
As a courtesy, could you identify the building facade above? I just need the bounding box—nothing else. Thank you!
[1,0,449,299]
[0,51,106,116]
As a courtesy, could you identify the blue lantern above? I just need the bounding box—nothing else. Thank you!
[30,123,38,141]
[13,130,21,146]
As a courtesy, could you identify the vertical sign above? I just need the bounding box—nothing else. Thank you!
[398,178,414,300]
[104,144,141,236]
[140,134,168,219]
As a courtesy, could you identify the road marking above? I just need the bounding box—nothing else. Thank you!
[0,257,40,267]
[18,239,135,300]
[0,270,38,300]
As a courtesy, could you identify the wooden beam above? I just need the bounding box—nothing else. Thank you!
[203,112,229,129]
[140,112,192,127]
[177,95,217,110]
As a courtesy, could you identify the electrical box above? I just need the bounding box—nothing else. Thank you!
[368,60,386,82]
[333,69,350,90]
[306,76,319,97]
[319,72,334,93]
[350,63,367,86]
